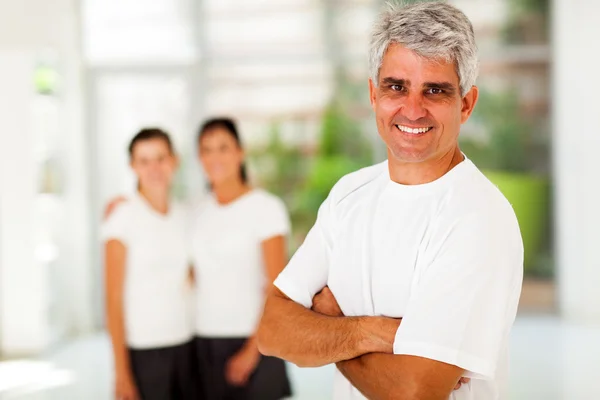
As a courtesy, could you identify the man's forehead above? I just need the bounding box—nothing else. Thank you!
[380,44,459,85]
[384,42,451,62]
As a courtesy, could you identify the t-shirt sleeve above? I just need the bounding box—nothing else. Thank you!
[256,195,291,241]
[393,208,524,380]
[100,206,130,245]
[273,192,334,309]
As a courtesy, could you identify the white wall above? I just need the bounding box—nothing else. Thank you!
[553,0,600,322]
[0,0,93,356]
[0,51,46,354]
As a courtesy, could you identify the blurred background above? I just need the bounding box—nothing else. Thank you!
[0,0,598,398]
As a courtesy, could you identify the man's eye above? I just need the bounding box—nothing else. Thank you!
[390,85,404,91]
[427,88,444,95]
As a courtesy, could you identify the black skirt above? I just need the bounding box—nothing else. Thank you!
[129,339,199,400]
[195,337,292,400]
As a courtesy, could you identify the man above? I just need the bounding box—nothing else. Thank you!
[257,2,523,399]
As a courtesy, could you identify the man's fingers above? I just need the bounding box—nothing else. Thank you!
[453,377,471,390]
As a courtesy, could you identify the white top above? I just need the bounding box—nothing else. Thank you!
[190,189,290,337]
[274,158,523,400]
[101,193,194,349]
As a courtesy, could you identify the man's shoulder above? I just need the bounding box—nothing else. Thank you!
[330,161,387,206]
[446,161,520,228]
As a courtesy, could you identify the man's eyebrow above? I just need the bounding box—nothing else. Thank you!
[423,81,457,92]
[381,77,410,86]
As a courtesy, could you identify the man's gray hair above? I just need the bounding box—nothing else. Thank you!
[369,1,479,96]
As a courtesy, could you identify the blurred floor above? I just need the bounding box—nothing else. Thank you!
[1,315,599,400]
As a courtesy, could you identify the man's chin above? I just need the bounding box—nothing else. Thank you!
[387,146,431,164]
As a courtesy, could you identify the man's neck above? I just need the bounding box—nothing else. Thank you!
[388,147,464,185]
[138,188,170,214]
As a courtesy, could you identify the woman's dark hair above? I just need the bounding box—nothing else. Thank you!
[198,117,248,184]
[128,128,174,159]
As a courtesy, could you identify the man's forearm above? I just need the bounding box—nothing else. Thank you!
[337,354,405,400]
[257,290,397,367]
[337,353,460,400]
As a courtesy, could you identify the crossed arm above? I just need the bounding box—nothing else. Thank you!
[338,353,466,400]
[257,287,466,399]
[257,287,399,368]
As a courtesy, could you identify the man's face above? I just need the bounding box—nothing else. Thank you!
[369,43,478,164]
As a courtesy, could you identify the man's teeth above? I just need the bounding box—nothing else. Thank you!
[396,125,431,134]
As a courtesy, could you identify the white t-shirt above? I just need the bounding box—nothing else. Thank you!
[274,158,523,400]
[101,193,194,349]
[190,189,290,337]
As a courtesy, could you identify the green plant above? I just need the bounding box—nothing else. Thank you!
[249,122,306,199]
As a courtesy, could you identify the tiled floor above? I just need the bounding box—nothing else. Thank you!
[1,315,599,400]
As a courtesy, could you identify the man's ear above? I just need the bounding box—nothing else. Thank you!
[369,78,378,112]
[460,85,479,124]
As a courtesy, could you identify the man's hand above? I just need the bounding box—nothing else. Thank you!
[312,286,343,317]
[455,377,471,390]
[313,287,398,353]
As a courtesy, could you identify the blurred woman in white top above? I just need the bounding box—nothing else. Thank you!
[191,118,292,400]
[102,129,197,400]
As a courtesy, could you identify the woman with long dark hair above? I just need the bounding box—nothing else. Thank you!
[190,118,292,399]
[102,128,197,400]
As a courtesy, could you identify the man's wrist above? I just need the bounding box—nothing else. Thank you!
[356,316,400,354]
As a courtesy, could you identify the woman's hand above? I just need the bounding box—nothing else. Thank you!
[225,345,261,387]
[115,371,140,400]
[104,196,128,220]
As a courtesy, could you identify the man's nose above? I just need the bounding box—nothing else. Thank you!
[400,93,427,122]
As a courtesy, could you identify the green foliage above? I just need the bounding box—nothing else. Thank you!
[253,123,306,198]
[318,102,372,163]
[248,122,307,204]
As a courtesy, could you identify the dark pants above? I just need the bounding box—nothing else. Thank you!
[129,339,199,400]
[195,337,292,400]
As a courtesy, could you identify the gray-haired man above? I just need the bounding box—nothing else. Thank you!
[258,2,523,399]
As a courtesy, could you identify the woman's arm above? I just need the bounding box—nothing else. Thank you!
[105,240,139,400]
[225,235,287,386]
[187,264,195,286]
[261,235,287,284]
